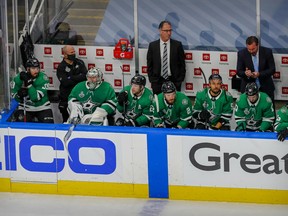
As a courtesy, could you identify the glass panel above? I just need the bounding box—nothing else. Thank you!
[261,0,288,53]
[138,0,256,51]
[33,0,110,46]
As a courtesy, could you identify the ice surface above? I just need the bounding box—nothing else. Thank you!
[0,192,287,216]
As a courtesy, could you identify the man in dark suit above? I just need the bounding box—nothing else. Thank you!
[147,20,186,94]
[236,36,276,101]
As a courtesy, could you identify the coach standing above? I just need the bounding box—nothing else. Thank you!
[236,36,276,102]
[147,20,186,94]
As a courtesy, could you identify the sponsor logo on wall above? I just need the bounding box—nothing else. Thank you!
[282,87,288,94]
[185,52,193,61]
[185,82,193,91]
[142,66,148,74]
[88,63,96,70]
[229,69,237,77]
[273,71,280,80]
[40,62,44,70]
[194,68,202,76]
[281,56,288,65]
[53,62,60,71]
[44,47,52,57]
[122,64,130,73]
[96,49,104,56]
[211,68,219,75]
[105,64,113,72]
[220,54,228,62]
[114,79,122,88]
[78,48,87,59]
[203,53,210,61]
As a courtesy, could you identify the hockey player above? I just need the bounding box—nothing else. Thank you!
[153,81,193,129]
[235,82,275,132]
[193,74,233,130]
[116,74,154,127]
[274,104,288,141]
[11,57,54,123]
[67,67,117,125]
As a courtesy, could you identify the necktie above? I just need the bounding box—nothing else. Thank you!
[252,55,260,88]
[162,43,168,80]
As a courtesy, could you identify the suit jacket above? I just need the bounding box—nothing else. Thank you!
[147,39,186,83]
[236,46,275,99]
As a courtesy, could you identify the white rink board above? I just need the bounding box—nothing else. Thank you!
[1,128,148,184]
[4,128,58,183]
[167,135,288,190]
[55,130,148,183]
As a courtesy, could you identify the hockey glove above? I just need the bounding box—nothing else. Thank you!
[17,88,28,99]
[199,110,211,121]
[115,118,125,126]
[117,91,128,106]
[156,123,165,128]
[124,118,137,127]
[277,129,288,142]
[20,71,33,87]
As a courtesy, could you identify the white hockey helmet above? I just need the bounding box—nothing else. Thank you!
[87,67,103,90]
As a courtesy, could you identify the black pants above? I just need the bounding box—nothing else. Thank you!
[13,109,54,123]
[58,101,69,123]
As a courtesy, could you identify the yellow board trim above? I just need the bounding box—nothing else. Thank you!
[0,178,11,192]
[58,180,149,198]
[169,185,288,204]
[2,178,288,204]
[0,178,148,198]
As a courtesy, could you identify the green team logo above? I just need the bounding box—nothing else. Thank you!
[182,99,188,105]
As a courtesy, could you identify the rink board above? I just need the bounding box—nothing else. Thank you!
[0,119,288,204]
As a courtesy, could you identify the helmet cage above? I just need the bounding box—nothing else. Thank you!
[87,67,103,90]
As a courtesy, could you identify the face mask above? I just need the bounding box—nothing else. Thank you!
[67,54,76,61]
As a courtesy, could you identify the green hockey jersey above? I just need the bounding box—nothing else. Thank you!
[154,92,193,128]
[11,71,51,111]
[68,81,116,115]
[117,86,154,126]
[235,92,275,131]
[274,105,288,132]
[193,88,234,127]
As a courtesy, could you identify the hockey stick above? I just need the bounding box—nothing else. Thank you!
[154,94,159,113]
[120,66,127,123]
[23,96,27,122]
[153,94,164,127]
[199,67,209,129]
[63,117,78,161]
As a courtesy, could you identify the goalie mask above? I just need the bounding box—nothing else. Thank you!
[87,67,103,90]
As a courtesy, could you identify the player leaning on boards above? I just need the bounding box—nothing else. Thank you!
[11,57,54,123]
[235,82,275,132]
[67,67,117,125]
[193,74,234,130]
[153,81,194,129]
[115,74,154,127]
[274,103,288,142]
